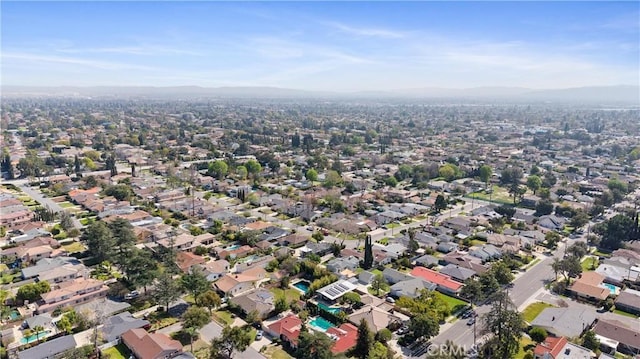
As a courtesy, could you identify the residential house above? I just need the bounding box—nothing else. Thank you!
[326,256,360,274]
[439,264,476,282]
[414,254,439,268]
[198,260,229,282]
[21,257,87,283]
[533,336,594,359]
[441,251,490,274]
[469,244,503,262]
[102,312,151,344]
[121,328,184,359]
[390,278,437,298]
[176,252,206,273]
[614,288,640,315]
[530,308,597,338]
[569,272,610,303]
[538,215,567,231]
[156,233,195,252]
[266,314,302,348]
[409,266,464,295]
[300,242,333,258]
[277,234,309,248]
[327,323,358,354]
[593,319,640,355]
[17,335,77,359]
[358,271,376,285]
[348,306,406,332]
[37,278,109,314]
[214,267,267,297]
[229,288,275,319]
[382,268,411,285]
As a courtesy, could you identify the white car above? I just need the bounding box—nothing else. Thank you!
[124,291,140,300]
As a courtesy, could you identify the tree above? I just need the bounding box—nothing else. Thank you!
[183,306,211,330]
[495,205,516,218]
[181,267,210,303]
[33,325,45,343]
[59,211,74,231]
[461,278,484,303]
[551,258,562,282]
[124,249,158,292]
[153,272,182,310]
[208,160,228,179]
[369,342,388,359]
[544,231,562,249]
[567,242,589,259]
[582,330,600,351]
[197,290,222,314]
[407,228,420,255]
[103,184,133,201]
[526,175,542,195]
[481,291,525,359]
[489,262,514,285]
[438,163,459,182]
[245,160,262,178]
[569,210,590,229]
[236,165,248,180]
[479,165,492,187]
[500,167,523,186]
[376,328,392,343]
[434,194,447,213]
[210,326,253,359]
[306,168,318,182]
[384,175,398,187]
[408,313,440,342]
[363,235,373,270]
[371,273,388,296]
[529,327,547,343]
[559,256,582,284]
[323,170,343,188]
[245,310,260,326]
[297,331,333,359]
[105,154,117,177]
[57,316,73,334]
[108,217,136,258]
[354,319,374,359]
[594,214,636,250]
[274,296,288,314]
[81,221,115,263]
[16,281,50,303]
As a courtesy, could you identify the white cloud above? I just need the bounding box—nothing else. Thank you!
[2,52,162,71]
[323,21,408,39]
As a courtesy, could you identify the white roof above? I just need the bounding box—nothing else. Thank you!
[317,280,357,301]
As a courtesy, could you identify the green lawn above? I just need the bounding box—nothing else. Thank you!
[466,185,513,205]
[386,223,400,229]
[213,310,234,325]
[613,308,639,318]
[62,241,86,253]
[271,288,301,303]
[103,343,130,359]
[264,346,294,359]
[593,249,611,258]
[434,292,468,314]
[522,302,555,323]
[515,337,535,359]
[371,269,383,276]
[581,257,599,271]
[58,201,75,208]
[367,286,389,297]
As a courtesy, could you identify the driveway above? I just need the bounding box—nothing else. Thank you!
[199,320,223,343]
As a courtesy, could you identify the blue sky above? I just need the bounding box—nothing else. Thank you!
[2,1,638,91]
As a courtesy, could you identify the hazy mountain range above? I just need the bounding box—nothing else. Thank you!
[2,85,639,104]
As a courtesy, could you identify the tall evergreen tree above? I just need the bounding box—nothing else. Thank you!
[363,235,373,270]
[354,319,374,359]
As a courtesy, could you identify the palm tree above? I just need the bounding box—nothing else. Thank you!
[551,258,562,282]
[33,325,44,344]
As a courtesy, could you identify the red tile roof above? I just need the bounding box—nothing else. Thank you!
[534,336,568,359]
[409,266,463,291]
[327,323,358,354]
[267,314,302,345]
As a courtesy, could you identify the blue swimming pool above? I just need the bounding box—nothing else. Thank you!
[293,281,310,293]
[225,244,240,251]
[602,283,618,295]
[9,310,20,321]
[20,330,51,345]
[309,317,335,332]
[317,302,342,314]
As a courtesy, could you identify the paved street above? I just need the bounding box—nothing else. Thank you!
[14,181,84,228]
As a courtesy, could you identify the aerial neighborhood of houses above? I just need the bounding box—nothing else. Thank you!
[0,98,639,359]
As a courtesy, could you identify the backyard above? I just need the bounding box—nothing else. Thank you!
[515,337,535,359]
[581,257,599,271]
[270,288,301,303]
[102,343,130,359]
[522,302,555,323]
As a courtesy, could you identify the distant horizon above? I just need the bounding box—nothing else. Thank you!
[2,2,639,91]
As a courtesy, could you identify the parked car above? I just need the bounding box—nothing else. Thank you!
[255,330,263,340]
[386,297,396,304]
[467,317,476,326]
[124,291,140,300]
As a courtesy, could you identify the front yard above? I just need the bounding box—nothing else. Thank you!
[434,292,468,314]
[581,257,599,271]
[264,345,294,359]
[213,310,234,325]
[522,302,555,323]
[270,287,301,303]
